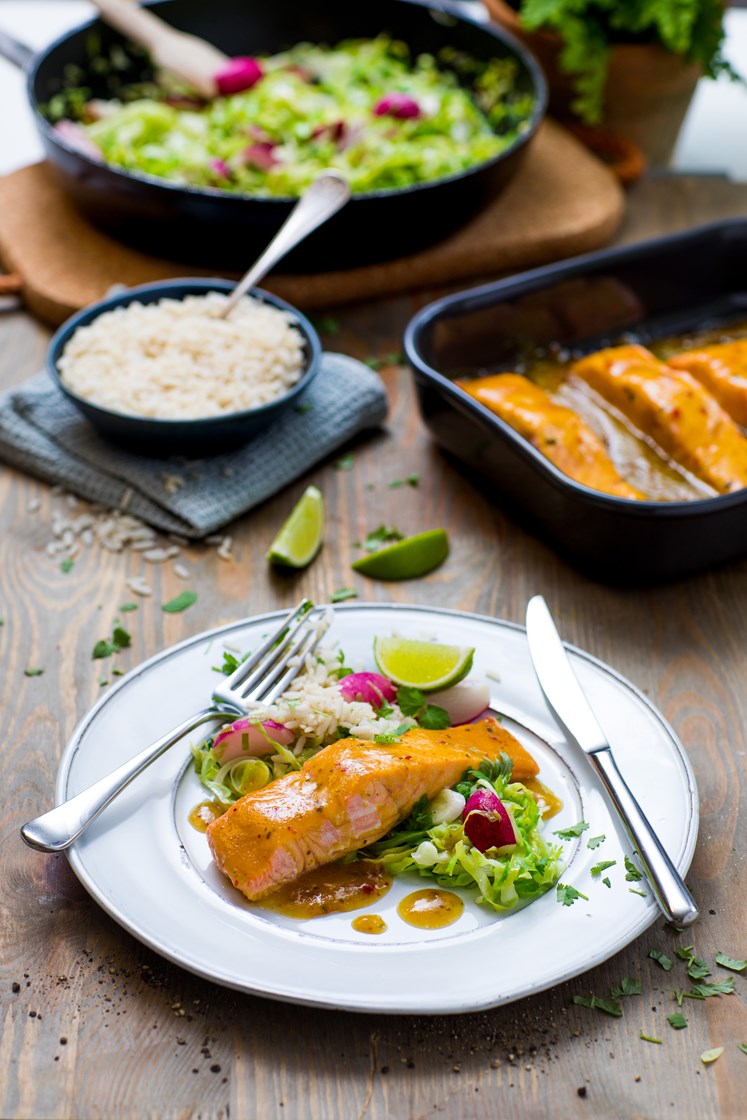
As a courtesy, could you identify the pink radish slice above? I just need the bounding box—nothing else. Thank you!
[214,57,264,96]
[463,789,519,854]
[338,672,397,706]
[428,682,489,725]
[242,142,278,171]
[210,158,231,178]
[212,718,292,762]
[373,93,421,119]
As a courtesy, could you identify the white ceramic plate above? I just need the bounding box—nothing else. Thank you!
[59,604,698,1014]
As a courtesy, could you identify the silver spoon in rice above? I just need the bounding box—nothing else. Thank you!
[218,172,351,320]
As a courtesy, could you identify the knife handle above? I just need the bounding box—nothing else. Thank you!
[590,748,699,927]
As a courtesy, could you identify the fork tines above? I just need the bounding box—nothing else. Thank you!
[225,599,331,707]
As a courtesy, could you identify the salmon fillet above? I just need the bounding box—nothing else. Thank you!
[668,342,747,428]
[459,372,643,499]
[207,719,537,902]
[571,344,747,493]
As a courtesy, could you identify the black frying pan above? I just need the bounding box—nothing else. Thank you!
[0,0,546,271]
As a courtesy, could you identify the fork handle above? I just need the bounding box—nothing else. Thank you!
[590,747,699,926]
[21,708,224,853]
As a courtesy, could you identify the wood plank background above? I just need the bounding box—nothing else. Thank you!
[1,174,746,1120]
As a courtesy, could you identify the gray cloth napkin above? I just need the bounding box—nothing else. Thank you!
[0,352,387,537]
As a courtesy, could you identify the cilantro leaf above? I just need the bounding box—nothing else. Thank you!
[214,649,248,675]
[396,686,426,717]
[373,723,412,744]
[60,559,74,573]
[162,590,197,613]
[112,624,131,650]
[572,994,622,1017]
[334,453,355,471]
[602,877,611,888]
[556,883,589,906]
[24,667,44,677]
[553,820,589,840]
[362,525,403,553]
[587,834,606,850]
[92,640,114,660]
[610,978,642,998]
[687,978,735,998]
[668,1012,687,1029]
[119,602,138,612]
[330,587,357,603]
[715,952,747,972]
[649,948,673,972]
[624,855,643,881]
[418,704,450,730]
[591,860,616,877]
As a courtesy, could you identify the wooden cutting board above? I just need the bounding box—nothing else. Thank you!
[0,120,623,327]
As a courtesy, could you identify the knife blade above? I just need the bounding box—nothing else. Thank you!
[525,594,698,927]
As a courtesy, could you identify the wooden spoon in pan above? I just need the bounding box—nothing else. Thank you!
[92,0,261,99]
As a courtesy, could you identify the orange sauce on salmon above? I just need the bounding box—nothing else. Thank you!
[259,861,392,919]
[189,800,225,832]
[397,888,463,929]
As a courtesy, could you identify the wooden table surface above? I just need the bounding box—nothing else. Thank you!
[2,174,746,1120]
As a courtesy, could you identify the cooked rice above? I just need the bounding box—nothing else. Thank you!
[58,292,306,420]
[244,646,410,751]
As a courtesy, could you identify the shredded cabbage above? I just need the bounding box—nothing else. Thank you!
[50,37,534,197]
[359,763,564,911]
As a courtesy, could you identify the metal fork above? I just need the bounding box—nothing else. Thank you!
[21,600,329,853]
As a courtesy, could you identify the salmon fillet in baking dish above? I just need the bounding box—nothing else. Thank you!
[667,341,747,428]
[570,344,747,493]
[207,718,538,901]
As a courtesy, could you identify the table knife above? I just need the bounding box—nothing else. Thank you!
[525,595,698,927]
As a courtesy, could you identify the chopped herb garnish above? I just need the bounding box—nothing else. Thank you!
[610,977,642,998]
[667,1012,687,1029]
[557,883,589,907]
[112,668,124,677]
[553,820,589,840]
[98,677,109,687]
[675,946,711,979]
[649,948,673,972]
[738,1044,747,1054]
[112,624,131,650]
[92,622,131,660]
[330,587,358,603]
[294,401,313,415]
[624,855,643,881]
[602,877,611,888]
[640,1032,662,1044]
[214,649,248,675]
[572,994,622,1017]
[591,860,616,877]
[587,834,606,850]
[688,978,735,998]
[318,316,341,335]
[119,602,138,612]
[715,952,747,972]
[701,1047,724,1065]
[388,474,421,489]
[162,590,197,613]
[396,685,450,729]
[334,453,355,471]
[362,524,404,552]
[60,559,74,572]
[92,640,114,659]
[24,667,44,677]
[373,723,412,744]
[629,888,647,897]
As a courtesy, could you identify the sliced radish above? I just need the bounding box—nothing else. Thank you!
[215,57,264,96]
[428,682,489,725]
[338,672,397,707]
[212,718,293,762]
[463,789,519,854]
[373,93,421,120]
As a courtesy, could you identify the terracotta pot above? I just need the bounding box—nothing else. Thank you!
[482,0,701,165]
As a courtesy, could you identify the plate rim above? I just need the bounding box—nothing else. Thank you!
[57,602,700,1014]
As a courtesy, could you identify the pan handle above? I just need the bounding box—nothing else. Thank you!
[0,28,35,71]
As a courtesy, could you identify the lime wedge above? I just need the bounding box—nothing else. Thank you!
[351,529,449,580]
[267,485,324,568]
[374,635,474,691]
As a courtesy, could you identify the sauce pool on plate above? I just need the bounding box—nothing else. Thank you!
[397,888,464,929]
[258,861,392,919]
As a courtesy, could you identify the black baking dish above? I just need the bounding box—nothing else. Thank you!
[404,219,747,583]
